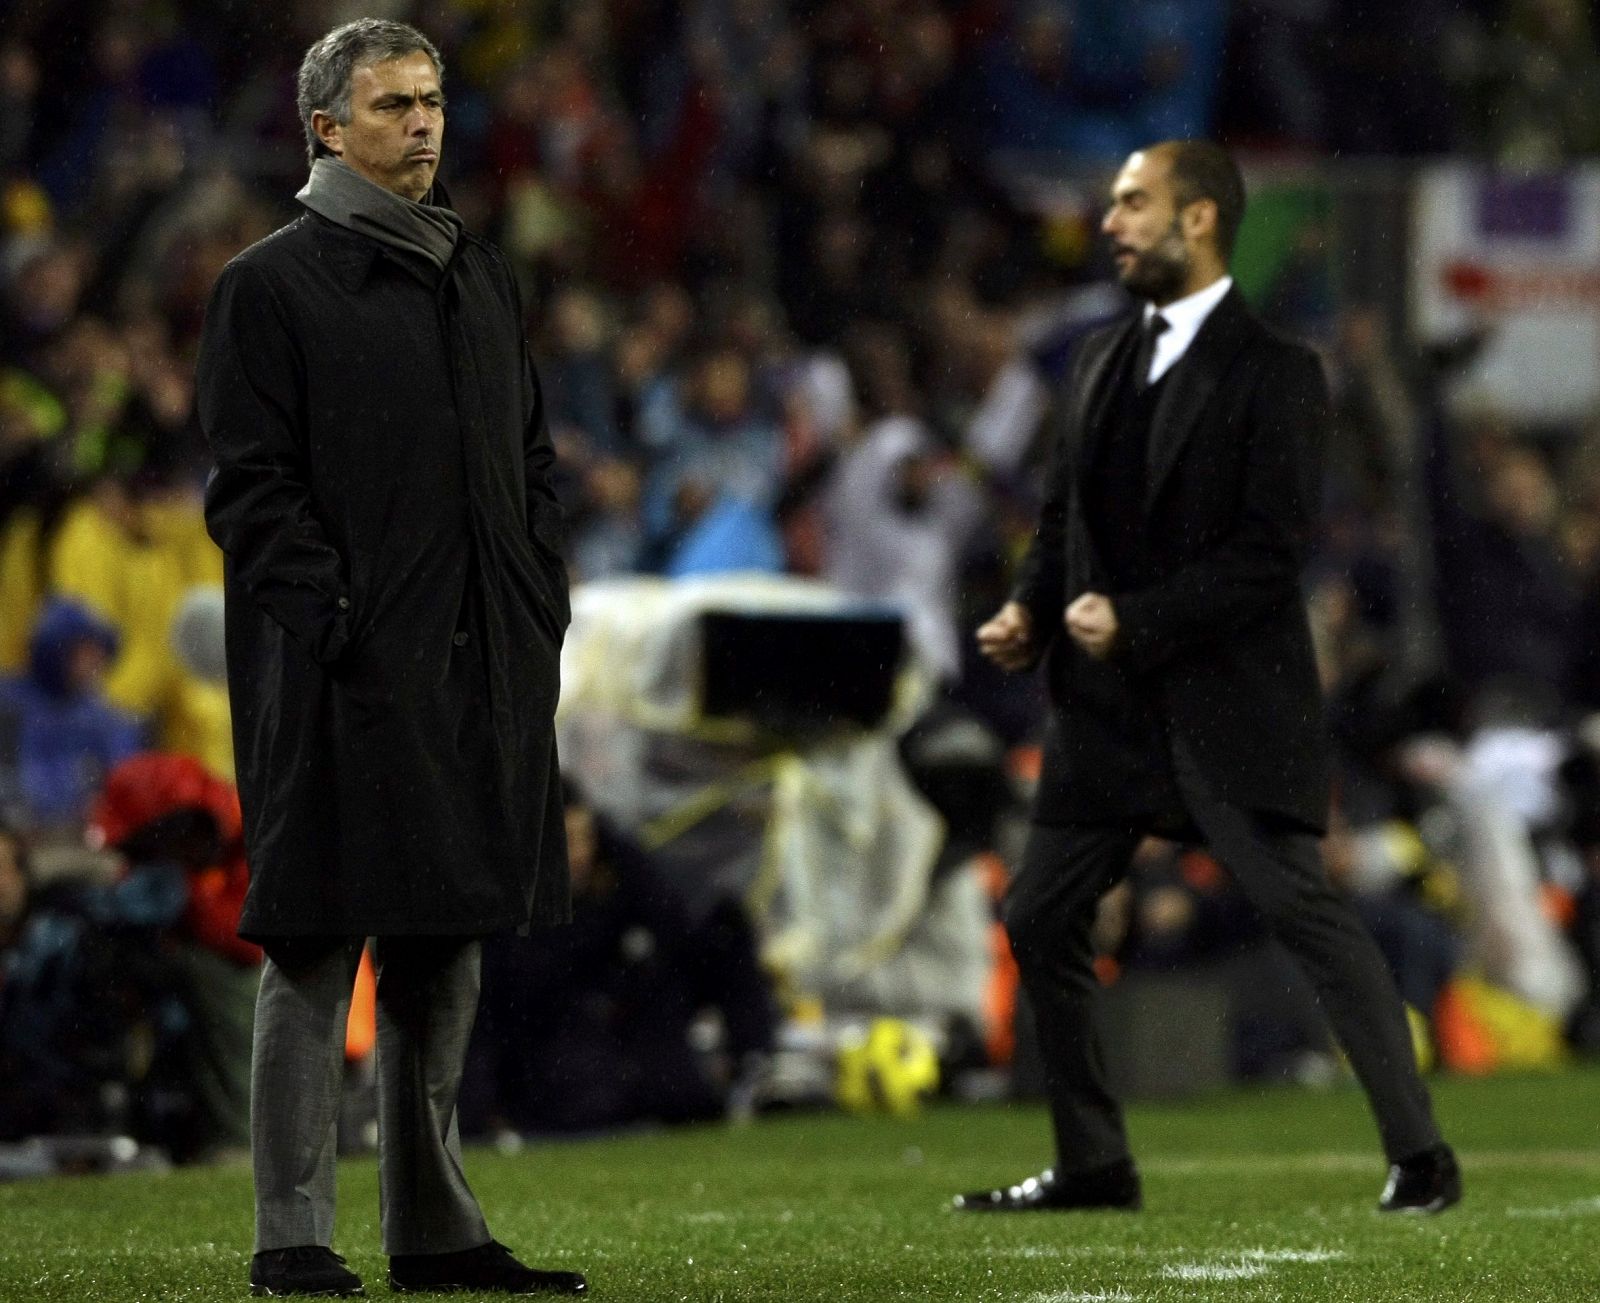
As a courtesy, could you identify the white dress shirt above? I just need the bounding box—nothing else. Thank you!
[1142,275,1233,384]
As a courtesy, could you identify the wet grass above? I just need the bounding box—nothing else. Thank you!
[2,1067,1597,1300]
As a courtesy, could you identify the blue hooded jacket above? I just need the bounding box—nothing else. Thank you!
[0,599,146,829]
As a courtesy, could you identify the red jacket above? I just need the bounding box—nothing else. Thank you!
[89,752,262,967]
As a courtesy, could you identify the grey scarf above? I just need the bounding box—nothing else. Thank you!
[296,156,462,283]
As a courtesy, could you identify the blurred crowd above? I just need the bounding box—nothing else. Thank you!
[6,0,1600,1170]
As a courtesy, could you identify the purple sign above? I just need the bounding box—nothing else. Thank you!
[1476,175,1571,241]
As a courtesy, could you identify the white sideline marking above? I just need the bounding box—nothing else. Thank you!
[1155,1247,1344,1283]
[1147,1149,1600,1175]
[680,1211,731,1224]
[988,1245,1158,1261]
[1507,1197,1600,1219]
[1024,1291,1140,1303]
[1162,1262,1270,1282]
[1240,1247,1346,1263]
[1148,1153,1372,1175]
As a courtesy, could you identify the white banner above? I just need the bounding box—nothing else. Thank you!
[1411,165,1600,422]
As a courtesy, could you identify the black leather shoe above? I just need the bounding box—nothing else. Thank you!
[952,1160,1142,1212]
[389,1240,587,1294]
[250,1246,364,1297]
[1379,1144,1462,1214]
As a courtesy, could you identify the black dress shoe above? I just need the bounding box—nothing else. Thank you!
[250,1246,364,1297]
[1379,1144,1462,1214]
[952,1160,1142,1212]
[389,1239,587,1295]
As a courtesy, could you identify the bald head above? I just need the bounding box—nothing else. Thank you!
[1101,140,1244,305]
[1145,140,1247,261]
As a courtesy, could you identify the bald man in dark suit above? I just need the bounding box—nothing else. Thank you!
[956,141,1459,1217]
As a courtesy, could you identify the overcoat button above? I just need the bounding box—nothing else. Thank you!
[453,631,469,646]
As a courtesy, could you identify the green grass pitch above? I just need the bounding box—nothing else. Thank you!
[3,1068,1597,1301]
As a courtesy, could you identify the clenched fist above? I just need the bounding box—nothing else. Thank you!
[1066,591,1119,660]
[976,601,1035,672]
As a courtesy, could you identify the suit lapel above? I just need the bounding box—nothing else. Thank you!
[1074,314,1141,494]
[1144,288,1255,516]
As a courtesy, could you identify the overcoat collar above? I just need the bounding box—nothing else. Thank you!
[306,214,382,291]
[1076,287,1256,516]
[302,177,462,293]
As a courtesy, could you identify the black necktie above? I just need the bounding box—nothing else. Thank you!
[1133,313,1169,389]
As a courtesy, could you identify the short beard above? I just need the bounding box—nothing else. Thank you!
[1117,220,1189,303]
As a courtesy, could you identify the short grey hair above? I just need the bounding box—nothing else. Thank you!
[296,19,444,166]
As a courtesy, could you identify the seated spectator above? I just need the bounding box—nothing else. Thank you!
[959,309,1050,481]
[88,752,260,1159]
[1467,0,1600,164]
[163,584,233,781]
[822,413,982,682]
[544,286,626,457]
[1326,815,1465,1032]
[1429,420,1579,695]
[819,323,984,680]
[640,349,785,576]
[49,481,223,722]
[0,597,144,837]
[463,781,776,1137]
[978,4,1197,162]
[0,814,188,1146]
[565,454,644,581]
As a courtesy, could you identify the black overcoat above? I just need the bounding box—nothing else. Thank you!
[1014,288,1333,832]
[196,210,570,938]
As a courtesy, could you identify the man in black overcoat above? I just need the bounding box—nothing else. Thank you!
[954,142,1460,1216]
[196,19,584,1297]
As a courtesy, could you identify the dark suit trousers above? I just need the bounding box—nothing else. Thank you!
[1006,733,1442,1172]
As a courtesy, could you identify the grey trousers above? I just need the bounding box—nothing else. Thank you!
[1006,734,1444,1172]
[251,935,490,1256]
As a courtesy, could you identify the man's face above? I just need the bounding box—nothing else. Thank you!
[1101,150,1191,305]
[66,638,110,695]
[316,52,444,202]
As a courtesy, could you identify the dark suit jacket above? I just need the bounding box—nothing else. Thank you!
[1014,288,1333,832]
